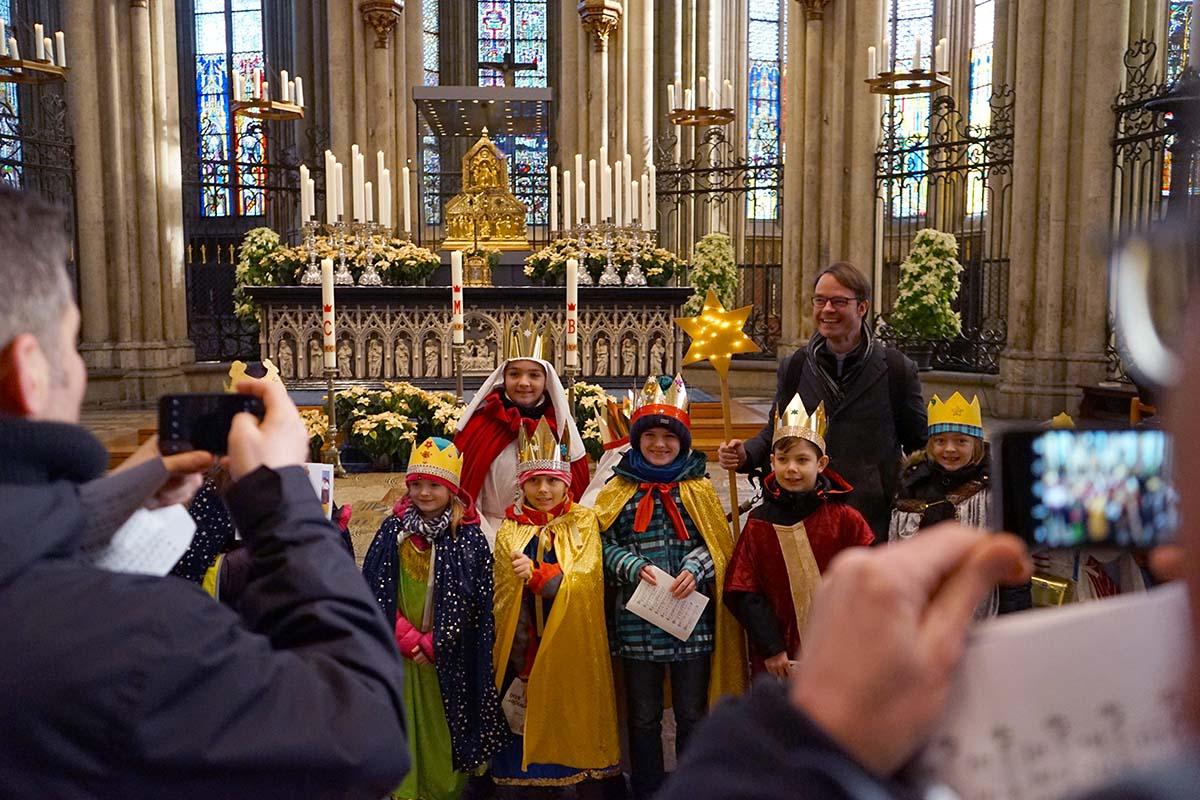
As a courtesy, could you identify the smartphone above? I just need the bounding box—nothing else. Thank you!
[158,393,265,456]
[993,425,1179,549]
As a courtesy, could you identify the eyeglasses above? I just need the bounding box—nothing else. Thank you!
[811,295,861,309]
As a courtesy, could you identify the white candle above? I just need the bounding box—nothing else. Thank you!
[352,148,365,223]
[600,144,608,170]
[574,153,583,184]
[565,258,579,367]
[321,258,336,368]
[280,69,289,101]
[253,68,262,99]
[934,42,943,71]
[549,165,558,232]
[261,81,270,102]
[613,161,623,227]
[667,83,676,110]
[883,36,890,71]
[0,23,7,58]
[365,181,374,222]
[380,168,392,230]
[450,251,465,344]
[377,150,385,183]
[335,162,345,219]
[232,70,242,102]
[287,80,295,104]
[624,170,634,223]
[913,35,922,70]
[868,45,877,79]
[698,76,708,107]
[684,88,693,110]
[299,164,311,220]
[562,169,572,232]
[588,159,598,225]
[647,164,657,231]
[577,180,586,227]
[402,165,412,233]
[723,79,733,109]
[630,179,639,223]
[602,164,612,220]
[43,37,53,66]
[307,178,316,220]
[325,151,337,222]
[34,24,43,61]
[294,76,305,107]
[8,37,18,64]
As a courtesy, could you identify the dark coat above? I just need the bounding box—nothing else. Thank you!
[0,418,409,798]
[743,337,928,537]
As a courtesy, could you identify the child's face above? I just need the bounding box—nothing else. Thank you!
[503,360,546,408]
[639,427,682,466]
[523,475,568,511]
[409,479,453,517]
[771,439,828,492]
[929,433,978,472]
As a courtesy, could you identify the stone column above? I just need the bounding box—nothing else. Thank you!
[558,0,580,165]
[579,2,621,157]
[629,0,654,175]
[995,0,1127,418]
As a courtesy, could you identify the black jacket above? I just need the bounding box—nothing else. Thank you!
[743,335,927,537]
[0,417,409,798]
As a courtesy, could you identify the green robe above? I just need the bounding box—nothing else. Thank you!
[394,539,467,800]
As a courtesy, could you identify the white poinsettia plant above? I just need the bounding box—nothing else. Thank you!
[684,232,738,315]
[887,228,964,340]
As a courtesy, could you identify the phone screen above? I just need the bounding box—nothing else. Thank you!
[158,394,265,456]
[997,427,1179,549]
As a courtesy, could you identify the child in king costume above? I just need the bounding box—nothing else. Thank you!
[580,396,631,507]
[888,392,1030,614]
[454,314,589,546]
[490,419,620,797]
[362,437,509,800]
[724,395,874,677]
[592,375,746,800]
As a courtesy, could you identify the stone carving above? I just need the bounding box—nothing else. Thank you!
[277,338,295,380]
[594,335,610,376]
[308,338,323,377]
[394,337,411,377]
[423,338,440,377]
[367,337,384,378]
[621,337,638,376]
[337,339,354,378]
[649,335,666,376]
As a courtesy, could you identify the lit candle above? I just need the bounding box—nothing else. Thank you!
[565,258,579,367]
[868,45,877,79]
[549,165,558,232]
[365,181,374,223]
[321,258,336,369]
[630,179,639,223]
[34,23,43,61]
[667,83,676,110]
[299,164,311,220]
[335,162,345,219]
[576,179,585,227]
[450,250,465,345]
[294,76,305,107]
[588,159,598,225]
[380,168,392,230]
[698,75,708,107]
[402,165,412,233]
[562,168,572,232]
[352,147,365,223]
[913,35,922,71]
[280,69,289,102]
[325,151,337,222]
[602,164,612,221]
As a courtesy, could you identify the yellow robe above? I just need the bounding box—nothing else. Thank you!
[492,503,621,771]
[592,477,748,704]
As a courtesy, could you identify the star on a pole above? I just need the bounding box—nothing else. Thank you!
[674,290,761,377]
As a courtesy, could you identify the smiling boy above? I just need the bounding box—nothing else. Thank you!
[723,394,874,676]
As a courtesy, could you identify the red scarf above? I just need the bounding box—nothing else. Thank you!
[634,483,690,541]
[505,497,573,526]
[454,389,589,501]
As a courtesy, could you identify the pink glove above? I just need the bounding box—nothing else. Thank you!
[418,631,436,662]
[394,615,422,659]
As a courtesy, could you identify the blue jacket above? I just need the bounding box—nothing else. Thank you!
[0,418,409,798]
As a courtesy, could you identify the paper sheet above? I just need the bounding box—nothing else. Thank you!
[625,565,710,642]
[304,462,335,520]
[912,584,1191,800]
[81,505,197,577]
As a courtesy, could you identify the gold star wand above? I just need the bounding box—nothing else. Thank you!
[675,289,761,537]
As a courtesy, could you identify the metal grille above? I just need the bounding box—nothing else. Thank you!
[874,89,1014,373]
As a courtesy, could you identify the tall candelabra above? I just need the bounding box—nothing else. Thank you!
[321,367,347,477]
[557,219,658,286]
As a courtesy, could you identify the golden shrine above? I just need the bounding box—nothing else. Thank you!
[441,129,530,253]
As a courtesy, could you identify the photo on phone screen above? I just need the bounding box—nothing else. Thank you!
[997,427,1179,549]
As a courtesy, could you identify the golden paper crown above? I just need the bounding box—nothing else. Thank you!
[596,394,632,446]
[504,311,555,363]
[1048,411,1076,429]
[772,394,828,454]
[631,374,690,421]
[517,418,570,476]
[405,437,463,489]
[225,359,282,392]
[927,392,984,437]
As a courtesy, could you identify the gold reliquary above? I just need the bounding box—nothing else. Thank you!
[442,129,530,252]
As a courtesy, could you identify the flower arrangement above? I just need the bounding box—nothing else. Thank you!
[349,411,418,468]
[331,382,466,468]
[684,232,738,315]
[300,408,327,461]
[887,228,964,340]
[569,381,612,461]
[234,227,441,322]
[524,231,683,286]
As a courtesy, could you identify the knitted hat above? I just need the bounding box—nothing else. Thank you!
[630,374,692,455]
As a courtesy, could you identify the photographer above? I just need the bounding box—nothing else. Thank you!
[0,186,409,797]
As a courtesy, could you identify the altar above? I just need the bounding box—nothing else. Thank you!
[246,285,692,388]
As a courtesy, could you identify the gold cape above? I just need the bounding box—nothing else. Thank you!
[492,503,620,771]
[592,477,748,703]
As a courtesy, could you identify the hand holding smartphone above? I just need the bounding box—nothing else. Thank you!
[158,393,266,456]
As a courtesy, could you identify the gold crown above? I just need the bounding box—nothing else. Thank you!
[596,393,632,445]
[927,392,984,437]
[226,359,282,392]
[632,374,689,415]
[406,437,463,489]
[772,394,828,454]
[1048,411,1076,429]
[517,418,570,475]
[504,311,555,363]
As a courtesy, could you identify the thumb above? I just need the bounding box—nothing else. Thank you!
[162,450,216,475]
[227,411,261,449]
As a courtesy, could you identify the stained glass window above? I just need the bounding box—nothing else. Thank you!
[1166,1,1193,83]
[746,0,786,220]
[966,0,994,216]
[0,0,22,188]
[476,1,548,226]
[194,0,266,217]
[423,0,439,86]
[885,0,934,218]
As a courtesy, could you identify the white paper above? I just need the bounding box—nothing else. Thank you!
[304,462,335,520]
[501,677,528,735]
[913,584,1191,800]
[625,565,710,642]
[82,505,196,577]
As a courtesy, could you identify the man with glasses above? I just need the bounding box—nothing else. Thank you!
[718,262,927,538]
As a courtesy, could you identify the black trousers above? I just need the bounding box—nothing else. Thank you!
[622,656,712,800]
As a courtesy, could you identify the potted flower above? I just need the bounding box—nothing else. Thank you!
[300,408,327,462]
[886,228,964,371]
[349,411,419,470]
[570,381,612,461]
[684,232,738,315]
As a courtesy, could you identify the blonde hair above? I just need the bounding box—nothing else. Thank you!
[404,482,467,536]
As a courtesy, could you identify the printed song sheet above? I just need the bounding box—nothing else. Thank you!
[625,565,710,642]
[82,505,197,576]
[912,584,1190,800]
